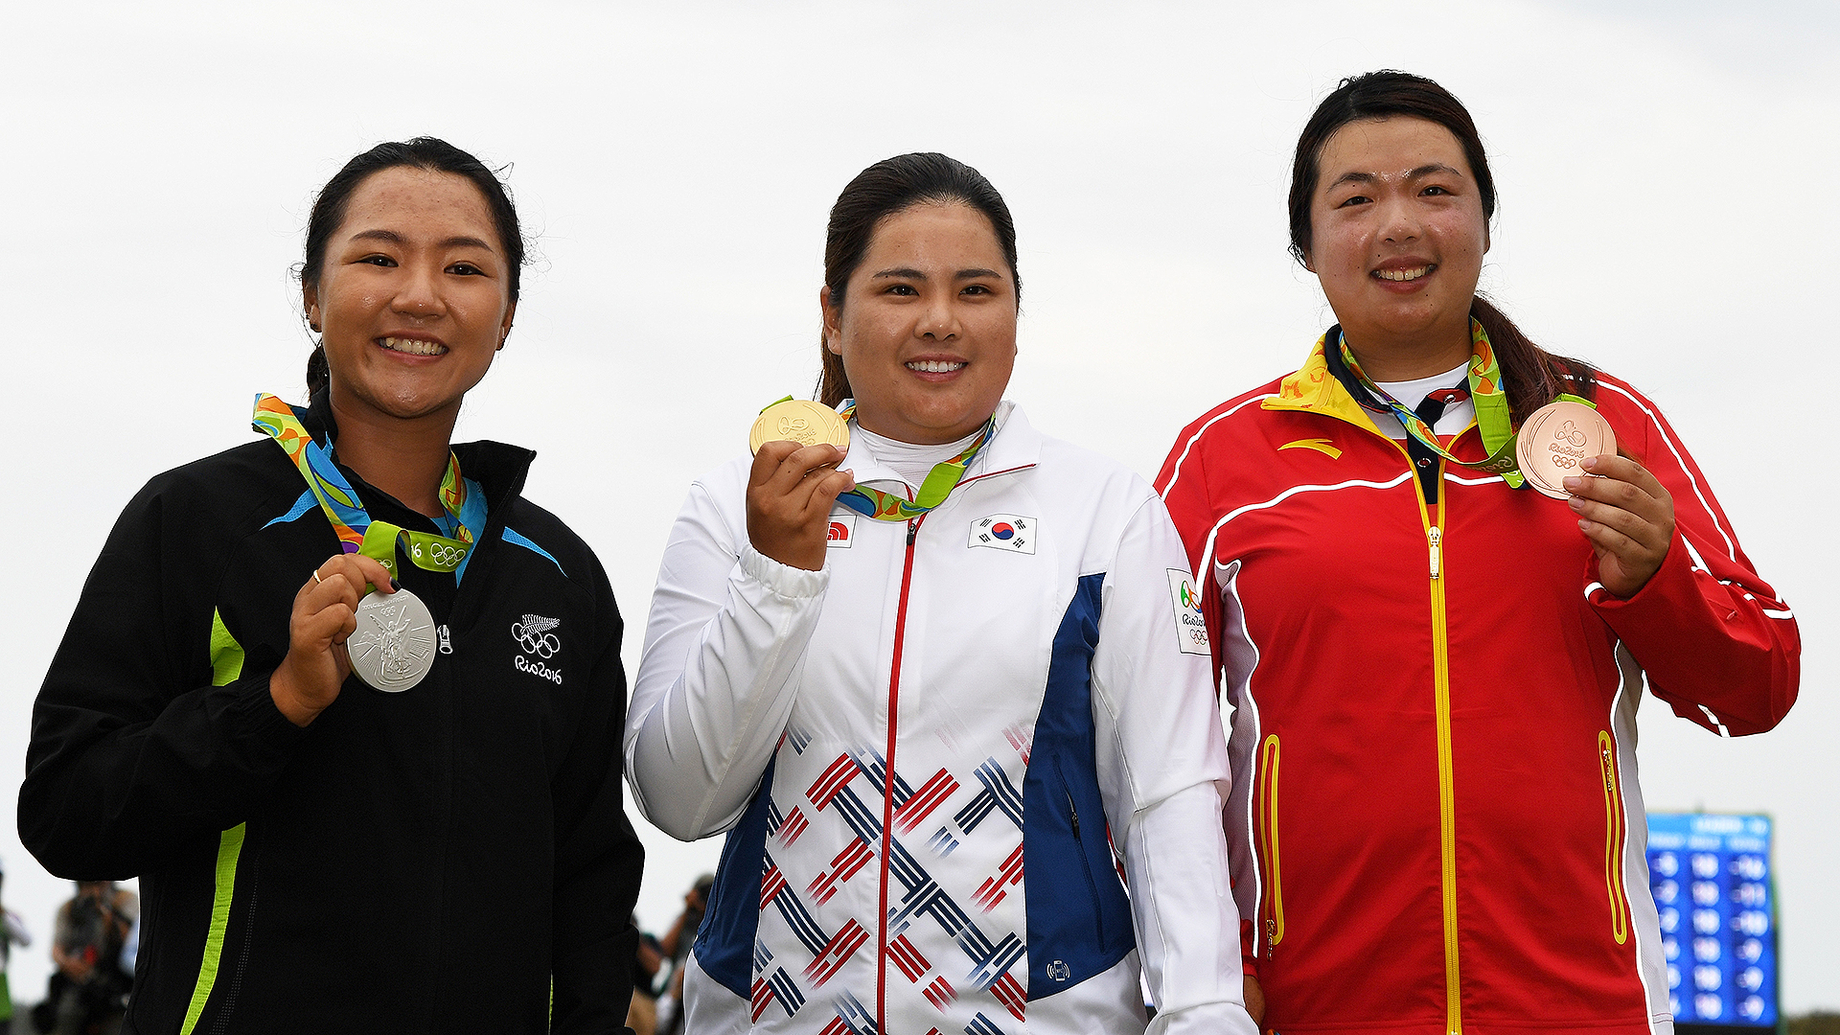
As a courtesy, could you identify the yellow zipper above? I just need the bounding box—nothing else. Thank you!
[1428,516,1461,1034]
[1256,734,1284,957]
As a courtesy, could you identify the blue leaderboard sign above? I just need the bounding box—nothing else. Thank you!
[1646,813,1777,1027]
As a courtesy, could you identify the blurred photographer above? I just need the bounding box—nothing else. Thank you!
[1,857,32,1030]
[41,881,136,1035]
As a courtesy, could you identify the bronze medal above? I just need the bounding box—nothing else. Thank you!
[748,399,851,455]
[1515,400,1617,500]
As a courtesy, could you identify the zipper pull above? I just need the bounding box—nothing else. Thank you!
[1427,526,1442,580]
[437,625,453,655]
[907,519,919,546]
[1066,791,1080,837]
[1266,917,1277,958]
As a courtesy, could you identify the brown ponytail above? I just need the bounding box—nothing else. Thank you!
[1471,295,1596,421]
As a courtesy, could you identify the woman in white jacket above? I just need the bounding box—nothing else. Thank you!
[626,153,1257,1035]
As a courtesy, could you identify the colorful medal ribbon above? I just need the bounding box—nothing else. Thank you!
[1338,319,1573,490]
[832,400,996,521]
[252,394,476,577]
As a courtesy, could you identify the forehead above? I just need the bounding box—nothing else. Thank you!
[1317,117,1473,183]
[337,166,503,251]
[860,201,1007,271]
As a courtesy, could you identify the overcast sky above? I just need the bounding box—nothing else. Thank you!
[3,0,1834,1015]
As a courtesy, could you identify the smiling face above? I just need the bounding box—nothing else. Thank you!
[1305,116,1489,376]
[822,202,1018,444]
[303,165,515,428]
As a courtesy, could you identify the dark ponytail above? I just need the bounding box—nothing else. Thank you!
[305,345,330,398]
[1290,71,1595,419]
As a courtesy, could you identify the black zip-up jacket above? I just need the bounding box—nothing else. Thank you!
[19,395,643,1034]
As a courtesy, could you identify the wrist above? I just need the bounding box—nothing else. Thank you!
[269,664,324,727]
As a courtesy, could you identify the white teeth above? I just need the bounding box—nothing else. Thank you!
[380,337,447,356]
[907,360,965,373]
[1375,265,1432,282]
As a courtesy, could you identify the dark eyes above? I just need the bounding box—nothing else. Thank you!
[355,255,486,276]
[1335,185,1454,208]
[961,284,992,296]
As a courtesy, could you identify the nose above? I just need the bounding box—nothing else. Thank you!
[916,293,960,340]
[390,260,446,318]
[1378,194,1421,245]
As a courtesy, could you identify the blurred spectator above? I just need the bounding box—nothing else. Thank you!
[35,882,136,1035]
[1,857,33,1031]
[626,917,663,1035]
[653,875,711,1035]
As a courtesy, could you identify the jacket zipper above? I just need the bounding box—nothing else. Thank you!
[1256,734,1284,958]
[876,514,923,1034]
[1424,495,1461,1034]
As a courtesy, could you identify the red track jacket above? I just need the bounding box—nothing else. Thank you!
[1155,338,1798,1034]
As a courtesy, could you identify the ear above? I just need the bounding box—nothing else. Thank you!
[497,301,517,351]
[820,286,842,355]
[303,282,321,333]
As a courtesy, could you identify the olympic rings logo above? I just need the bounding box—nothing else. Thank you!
[512,621,561,658]
[413,541,468,568]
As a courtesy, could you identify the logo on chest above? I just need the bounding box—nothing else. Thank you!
[511,613,563,685]
[969,514,1036,555]
[826,515,855,549]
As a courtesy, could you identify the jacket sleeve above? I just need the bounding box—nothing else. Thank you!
[1089,495,1257,1035]
[1155,421,1261,973]
[550,569,645,1035]
[624,475,830,841]
[17,483,310,879]
[1587,386,1799,735]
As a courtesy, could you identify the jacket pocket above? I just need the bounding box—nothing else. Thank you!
[1256,734,1284,958]
[1055,758,1109,946]
[1598,731,1630,945]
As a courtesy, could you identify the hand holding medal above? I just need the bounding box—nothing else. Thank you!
[745,398,856,572]
[272,552,399,726]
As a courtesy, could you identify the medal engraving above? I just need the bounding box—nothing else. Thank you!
[1515,400,1617,500]
[749,399,851,455]
[347,587,438,692]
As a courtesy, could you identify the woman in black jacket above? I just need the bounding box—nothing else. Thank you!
[19,138,643,1035]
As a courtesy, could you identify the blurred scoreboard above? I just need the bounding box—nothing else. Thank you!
[1646,813,1776,1027]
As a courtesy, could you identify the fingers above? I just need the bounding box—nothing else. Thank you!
[305,553,397,602]
[751,441,848,494]
[1564,453,1676,597]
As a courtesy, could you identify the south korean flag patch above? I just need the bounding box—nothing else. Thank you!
[969,514,1036,554]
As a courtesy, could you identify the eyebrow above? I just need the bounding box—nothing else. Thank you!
[869,267,1004,281]
[349,229,498,251]
[1329,163,1464,189]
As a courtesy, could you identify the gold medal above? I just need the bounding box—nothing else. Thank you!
[1515,400,1617,500]
[748,399,851,455]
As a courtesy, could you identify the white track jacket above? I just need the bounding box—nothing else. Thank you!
[627,403,1255,1035]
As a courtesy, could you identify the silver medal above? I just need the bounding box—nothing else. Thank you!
[346,587,438,692]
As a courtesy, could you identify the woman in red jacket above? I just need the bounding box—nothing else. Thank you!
[1156,71,1798,1033]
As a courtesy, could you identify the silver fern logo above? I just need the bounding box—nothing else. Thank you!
[511,614,564,685]
[512,614,561,658]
